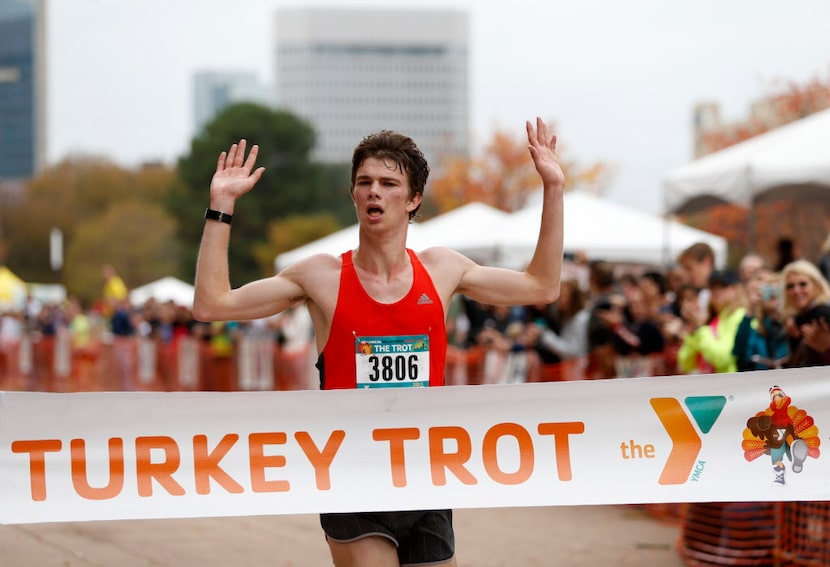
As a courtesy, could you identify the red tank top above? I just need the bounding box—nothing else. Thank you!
[317,249,447,390]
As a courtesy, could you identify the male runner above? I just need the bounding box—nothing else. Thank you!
[193,117,565,566]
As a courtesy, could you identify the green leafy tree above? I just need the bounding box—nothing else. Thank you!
[253,213,343,275]
[4,158,184,288]
[172,103,353,287]
[4,157,128,282]
[64,201,180,304]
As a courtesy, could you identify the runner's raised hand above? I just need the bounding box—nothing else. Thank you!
[210,139,266,208]
[526,117,565,189]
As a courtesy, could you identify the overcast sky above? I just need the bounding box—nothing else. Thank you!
[46,0,830,213]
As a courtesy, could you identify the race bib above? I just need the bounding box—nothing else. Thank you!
[355,334,430,388]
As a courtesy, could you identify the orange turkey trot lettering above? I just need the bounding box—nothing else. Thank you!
[11,430,346,502]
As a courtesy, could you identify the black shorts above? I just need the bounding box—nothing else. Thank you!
[320,509,455,566]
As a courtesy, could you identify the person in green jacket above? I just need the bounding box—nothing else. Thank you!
[678,269,746,374]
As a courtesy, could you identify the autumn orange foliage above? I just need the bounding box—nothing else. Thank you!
[679,200,830,267]
[690,71,830,265]
[429,124,611,215]
[700,73,830,154]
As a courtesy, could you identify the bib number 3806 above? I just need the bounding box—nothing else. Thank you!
[367,354,419,382]
[355,334,430,388]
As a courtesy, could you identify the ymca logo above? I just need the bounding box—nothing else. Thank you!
[650,396,727,485]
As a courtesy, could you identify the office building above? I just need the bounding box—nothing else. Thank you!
[0,0,46,180]
[274,8,469,167]
[192,71,273,136]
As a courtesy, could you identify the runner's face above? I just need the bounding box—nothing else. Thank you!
[351,157,420,227]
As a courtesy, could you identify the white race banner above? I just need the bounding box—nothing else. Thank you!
[0,367,828,525]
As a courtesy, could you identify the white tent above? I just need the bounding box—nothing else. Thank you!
[493,192,727,269]
[410,202,511,263]
[664,107,830,213]
[275,195,726,271]
[0,266,27,310]
[275,222,433,271]
[130,277,195,308]
[275,203,510,270]
[275,224,359,271]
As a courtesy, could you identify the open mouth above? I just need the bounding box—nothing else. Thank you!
[367,205,384,218]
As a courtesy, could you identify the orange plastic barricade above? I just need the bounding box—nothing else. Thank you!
[70,342,100,392]
[202,343,235,391]
[444,345,467,386]
[585,345,617,379]
[197,340,213,390]
[538,356,588,382]
[7,339,701,393]
[775,501,830,566]
[153,339,178,391]
[538,362,565,382]
[661,343,681,376]
[31,335,56,391]
[464,345,487,385]
[563,357,585,381]
[96,340,124,391]
[0,344,6,387]
[613,353,671,378]
[52,328,72,392]
[107,336,140,391]
[175,337,201,390]
[0,339,27,390]
[275,343,312,391]
[237,336,276,391]
[134,337,163,391]
[679,501,777,566]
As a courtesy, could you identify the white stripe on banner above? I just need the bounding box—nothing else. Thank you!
[0,367,828,525]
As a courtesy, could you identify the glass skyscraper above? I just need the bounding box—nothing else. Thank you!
[0,0,43,180]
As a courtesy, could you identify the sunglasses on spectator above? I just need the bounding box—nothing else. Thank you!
[785,281,810,291]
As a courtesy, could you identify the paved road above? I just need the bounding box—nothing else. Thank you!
[0,505,686,566]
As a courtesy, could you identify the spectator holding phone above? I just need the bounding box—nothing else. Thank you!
[781,260,830,367]
[733,267,788,370]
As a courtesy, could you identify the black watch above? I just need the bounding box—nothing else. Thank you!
[204,208,233,225]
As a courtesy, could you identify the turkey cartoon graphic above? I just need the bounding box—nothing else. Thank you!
[742,385,821,485]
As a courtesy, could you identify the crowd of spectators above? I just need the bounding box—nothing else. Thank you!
[0,264,314,392]
[4,243,828,567]
[447,237,830,384]
[2,238,830,393]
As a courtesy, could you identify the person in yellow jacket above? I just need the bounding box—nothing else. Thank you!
[678,269,746,374]
[102,264,128,303]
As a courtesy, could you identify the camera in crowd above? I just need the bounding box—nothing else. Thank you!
[794,303,830,327]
